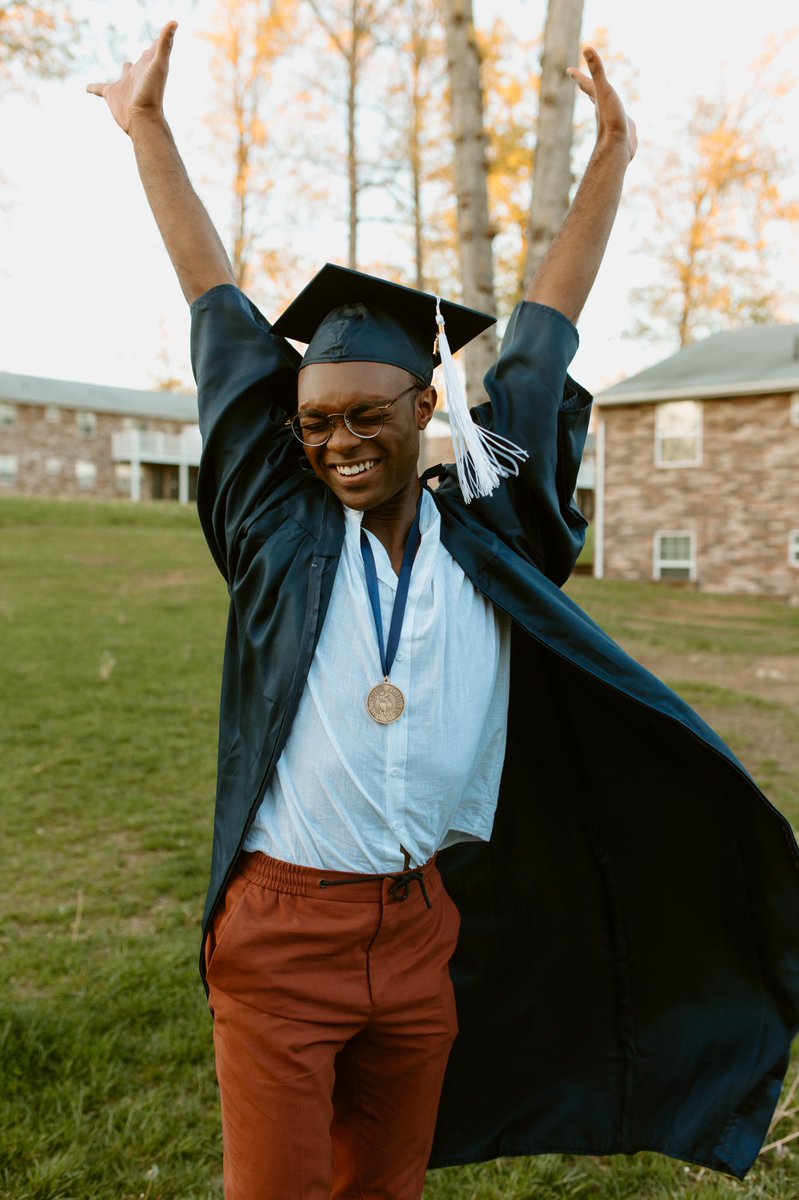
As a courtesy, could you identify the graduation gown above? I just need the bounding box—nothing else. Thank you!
[190,284,799,1180]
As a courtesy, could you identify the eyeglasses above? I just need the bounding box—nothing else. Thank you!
[287,383,420,447]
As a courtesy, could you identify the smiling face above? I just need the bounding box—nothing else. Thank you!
[297,359,436,515]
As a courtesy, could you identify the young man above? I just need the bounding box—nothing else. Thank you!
[88,22,799,1200]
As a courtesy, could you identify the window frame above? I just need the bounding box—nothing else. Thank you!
[654,400,703,469]
[653,529,697,582]
[76,410,98,438]
[74,459,98,490]
[0,402,17,428]
[0,454,18,485]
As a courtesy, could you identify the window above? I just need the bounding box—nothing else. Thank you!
[75,460,97,490]
[77,411,97,438]
[789,531,799,568]
[45,457,63,476]
[45,406,61,424]
[655,400,702,467]
[114,463,143,490]
[654,531,696,582]
[0,402,17,427]
[0,454,18,485]
[114,463,132,492]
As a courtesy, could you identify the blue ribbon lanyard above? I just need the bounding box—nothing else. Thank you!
[360,499,423,681]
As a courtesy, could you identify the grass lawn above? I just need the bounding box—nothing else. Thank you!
[1,496,798,1199]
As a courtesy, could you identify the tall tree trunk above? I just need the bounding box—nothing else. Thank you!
[521,0,583,292]
[206,0,299,296]
[232,108,250,288]
[409,14,425,290]
[306,0,378,273]
[440,0,497,407]
[347,0,360,268]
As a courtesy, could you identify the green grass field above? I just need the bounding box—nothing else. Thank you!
[1,496,798,1200]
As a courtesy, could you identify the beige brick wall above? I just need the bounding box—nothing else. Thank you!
[1,404,452,500]
[0,404,189,501]
[600,393,799,599]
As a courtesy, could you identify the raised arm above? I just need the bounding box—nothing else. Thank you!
[87,22,235,305]
[525,47,637,323]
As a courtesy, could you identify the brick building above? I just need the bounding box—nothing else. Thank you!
[421,412,595,518]
[0,371,200,503]
[0,370,596,517]
[594,324,799,599]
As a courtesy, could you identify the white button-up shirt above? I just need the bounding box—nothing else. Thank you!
[244,488,511,871]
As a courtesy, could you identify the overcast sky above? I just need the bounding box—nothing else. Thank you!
[2,0,798,396]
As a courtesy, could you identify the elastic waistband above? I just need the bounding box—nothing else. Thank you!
[237,850,440,905]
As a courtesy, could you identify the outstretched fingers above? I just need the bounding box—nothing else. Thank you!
[85,62,127,97]
[566,44,637,160]
[156,21,179,59]
[566,67,595,103]
[85,20,177,99]
[581,46,606,81]
[566,46,606,102]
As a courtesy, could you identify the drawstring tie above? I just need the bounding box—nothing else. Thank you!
[319,869,432,909]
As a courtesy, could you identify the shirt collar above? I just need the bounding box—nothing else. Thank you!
[344,486,437,532]
[344,488,439,590]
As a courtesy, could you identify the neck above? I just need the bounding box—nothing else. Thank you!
[361,477,422,574]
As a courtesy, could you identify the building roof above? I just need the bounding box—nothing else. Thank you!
[0,370,198,422]
[596,323,799,406]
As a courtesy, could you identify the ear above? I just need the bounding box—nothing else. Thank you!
[416,385,437,430]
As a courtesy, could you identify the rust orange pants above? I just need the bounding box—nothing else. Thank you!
[205,851,461,1200]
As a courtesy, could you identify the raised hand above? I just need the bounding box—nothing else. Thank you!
[567,46,638,163]
[525,43,636,319]
[86,21,178,135]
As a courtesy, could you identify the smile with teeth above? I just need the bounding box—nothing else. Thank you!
[334,459,378,477]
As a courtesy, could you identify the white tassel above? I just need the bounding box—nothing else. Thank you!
[435,298,528,504]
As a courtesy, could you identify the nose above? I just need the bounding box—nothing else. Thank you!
[325,415,362,453]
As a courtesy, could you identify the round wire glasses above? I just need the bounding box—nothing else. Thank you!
[288,383,420,447]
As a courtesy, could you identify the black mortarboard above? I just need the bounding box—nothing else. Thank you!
[273,263,527,503]
[271,263,496,382]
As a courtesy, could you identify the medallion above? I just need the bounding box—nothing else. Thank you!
[360,499,422,727]
[367,680,405,724]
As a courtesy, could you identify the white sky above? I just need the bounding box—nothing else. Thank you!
[2,0,798,395]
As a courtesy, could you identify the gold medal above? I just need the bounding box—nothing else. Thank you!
[366,680,405,724]
[361,504,421,726]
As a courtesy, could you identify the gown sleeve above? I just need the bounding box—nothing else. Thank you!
[438,300,592,587]
[190,284,302,582]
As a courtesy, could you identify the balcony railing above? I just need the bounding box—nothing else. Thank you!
[111,427,202,466]
[111,426,202,502]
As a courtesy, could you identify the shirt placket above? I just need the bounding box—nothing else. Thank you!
[373,518,437,868]
[368,545,406,865]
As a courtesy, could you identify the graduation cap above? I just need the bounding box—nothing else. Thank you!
[273,263,527,503]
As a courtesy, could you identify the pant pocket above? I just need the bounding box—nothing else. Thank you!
[204,871,251,978]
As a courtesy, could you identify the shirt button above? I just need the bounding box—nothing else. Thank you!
[395,651,405,661]
[391,820,401,830]
[390,768,400,777]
